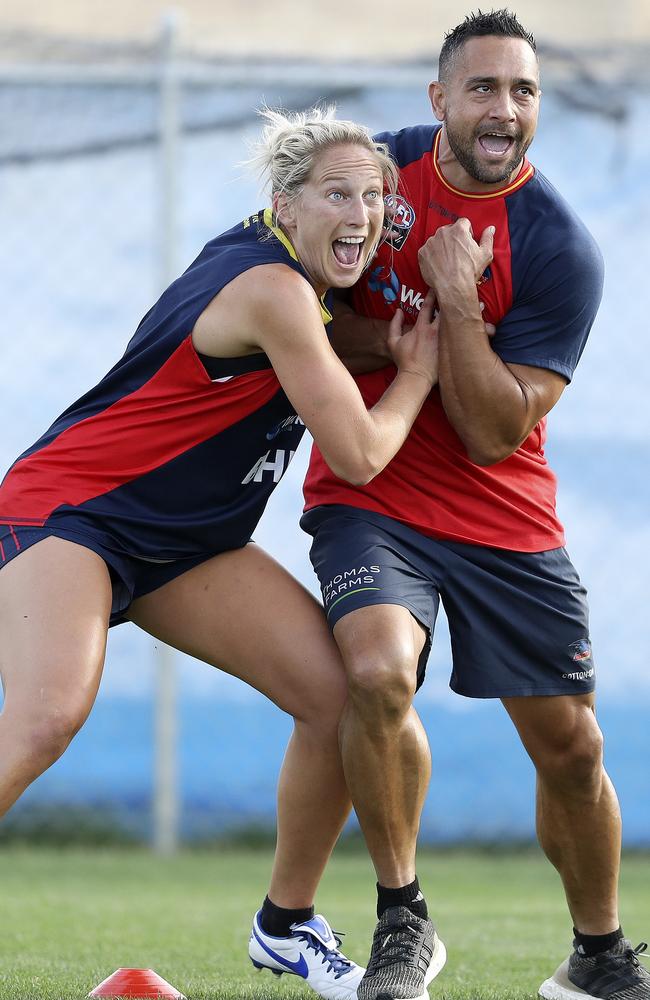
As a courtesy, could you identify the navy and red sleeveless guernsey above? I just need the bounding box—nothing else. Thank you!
[303,125,604,552]
[0,208,331,562]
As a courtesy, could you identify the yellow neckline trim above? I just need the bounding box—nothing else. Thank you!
[262,208,332,324]
[432,128,534,200]
[263,207,298,260]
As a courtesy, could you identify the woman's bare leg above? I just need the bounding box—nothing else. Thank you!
[0,538,111,817]
[129,544,351,908]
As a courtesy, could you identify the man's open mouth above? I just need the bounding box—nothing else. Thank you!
[477,132,515,156]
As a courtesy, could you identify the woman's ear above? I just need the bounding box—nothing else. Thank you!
[274,191,296,229]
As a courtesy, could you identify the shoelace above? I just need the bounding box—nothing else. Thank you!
[297,930,353,979]
[597,942,649,971]
[367,922,420,972]
[625,943,648,968]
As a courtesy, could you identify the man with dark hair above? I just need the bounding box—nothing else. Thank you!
[301,8,650,1000]
[438,8,537,79]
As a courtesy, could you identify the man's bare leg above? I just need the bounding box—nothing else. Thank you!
[332,604,445,1000]
[503,694,621,935]
[333,604,430,888]
[504,696,649,1000]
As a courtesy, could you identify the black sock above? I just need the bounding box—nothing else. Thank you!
[573,926,624,956]
[259,896,314,938]
[377,877,428,920]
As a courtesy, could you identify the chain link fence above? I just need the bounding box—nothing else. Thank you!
[1,21,649,845]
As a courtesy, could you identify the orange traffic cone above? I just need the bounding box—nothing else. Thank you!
[89,968,186,998]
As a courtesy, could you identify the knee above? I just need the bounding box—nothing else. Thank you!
[297,684,347,742]
[345,647,417,723]
[20,702,89,774]
[535,712,604,792]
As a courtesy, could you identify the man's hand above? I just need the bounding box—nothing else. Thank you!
[413,220,566,467]
[418,219,494,296]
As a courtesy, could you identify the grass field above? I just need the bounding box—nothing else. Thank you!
[0,846,648,1000]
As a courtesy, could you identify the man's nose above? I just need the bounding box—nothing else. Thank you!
[488,89,516,121]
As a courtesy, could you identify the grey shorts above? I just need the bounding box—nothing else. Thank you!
[300,505,595,699]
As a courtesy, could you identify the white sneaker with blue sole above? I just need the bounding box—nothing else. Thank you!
[249,910,365,999]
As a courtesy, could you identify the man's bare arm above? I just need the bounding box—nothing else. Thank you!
[418,219,566,466]
[329,297,393,374]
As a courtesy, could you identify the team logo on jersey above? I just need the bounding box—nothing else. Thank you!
[477,265,493,286]
[382,194,416,250]
[369,265,401,304]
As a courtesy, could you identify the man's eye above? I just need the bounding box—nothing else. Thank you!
[328,191,344,201]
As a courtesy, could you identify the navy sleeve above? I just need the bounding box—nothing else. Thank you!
[492,177,604,382]
[373,125,438,169]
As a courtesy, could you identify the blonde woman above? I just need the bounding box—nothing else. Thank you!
[0,107,439,999]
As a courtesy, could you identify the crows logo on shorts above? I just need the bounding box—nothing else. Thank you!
[568,639,592,662]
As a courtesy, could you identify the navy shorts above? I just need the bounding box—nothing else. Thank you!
[300,505,595,699]
[0,518,221,627]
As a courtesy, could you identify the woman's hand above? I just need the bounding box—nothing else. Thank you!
[387,289,439,388]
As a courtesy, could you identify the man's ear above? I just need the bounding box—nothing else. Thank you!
[428,80,446,122]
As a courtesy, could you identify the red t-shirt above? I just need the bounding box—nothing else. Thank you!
[303,126,603,552]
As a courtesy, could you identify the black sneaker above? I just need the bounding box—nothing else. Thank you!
[539,938,650,999]
[357,905,446,1000]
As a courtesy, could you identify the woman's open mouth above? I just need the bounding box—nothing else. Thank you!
[332,236,365,266]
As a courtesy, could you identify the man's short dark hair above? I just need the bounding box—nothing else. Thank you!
[438,9,537,81]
